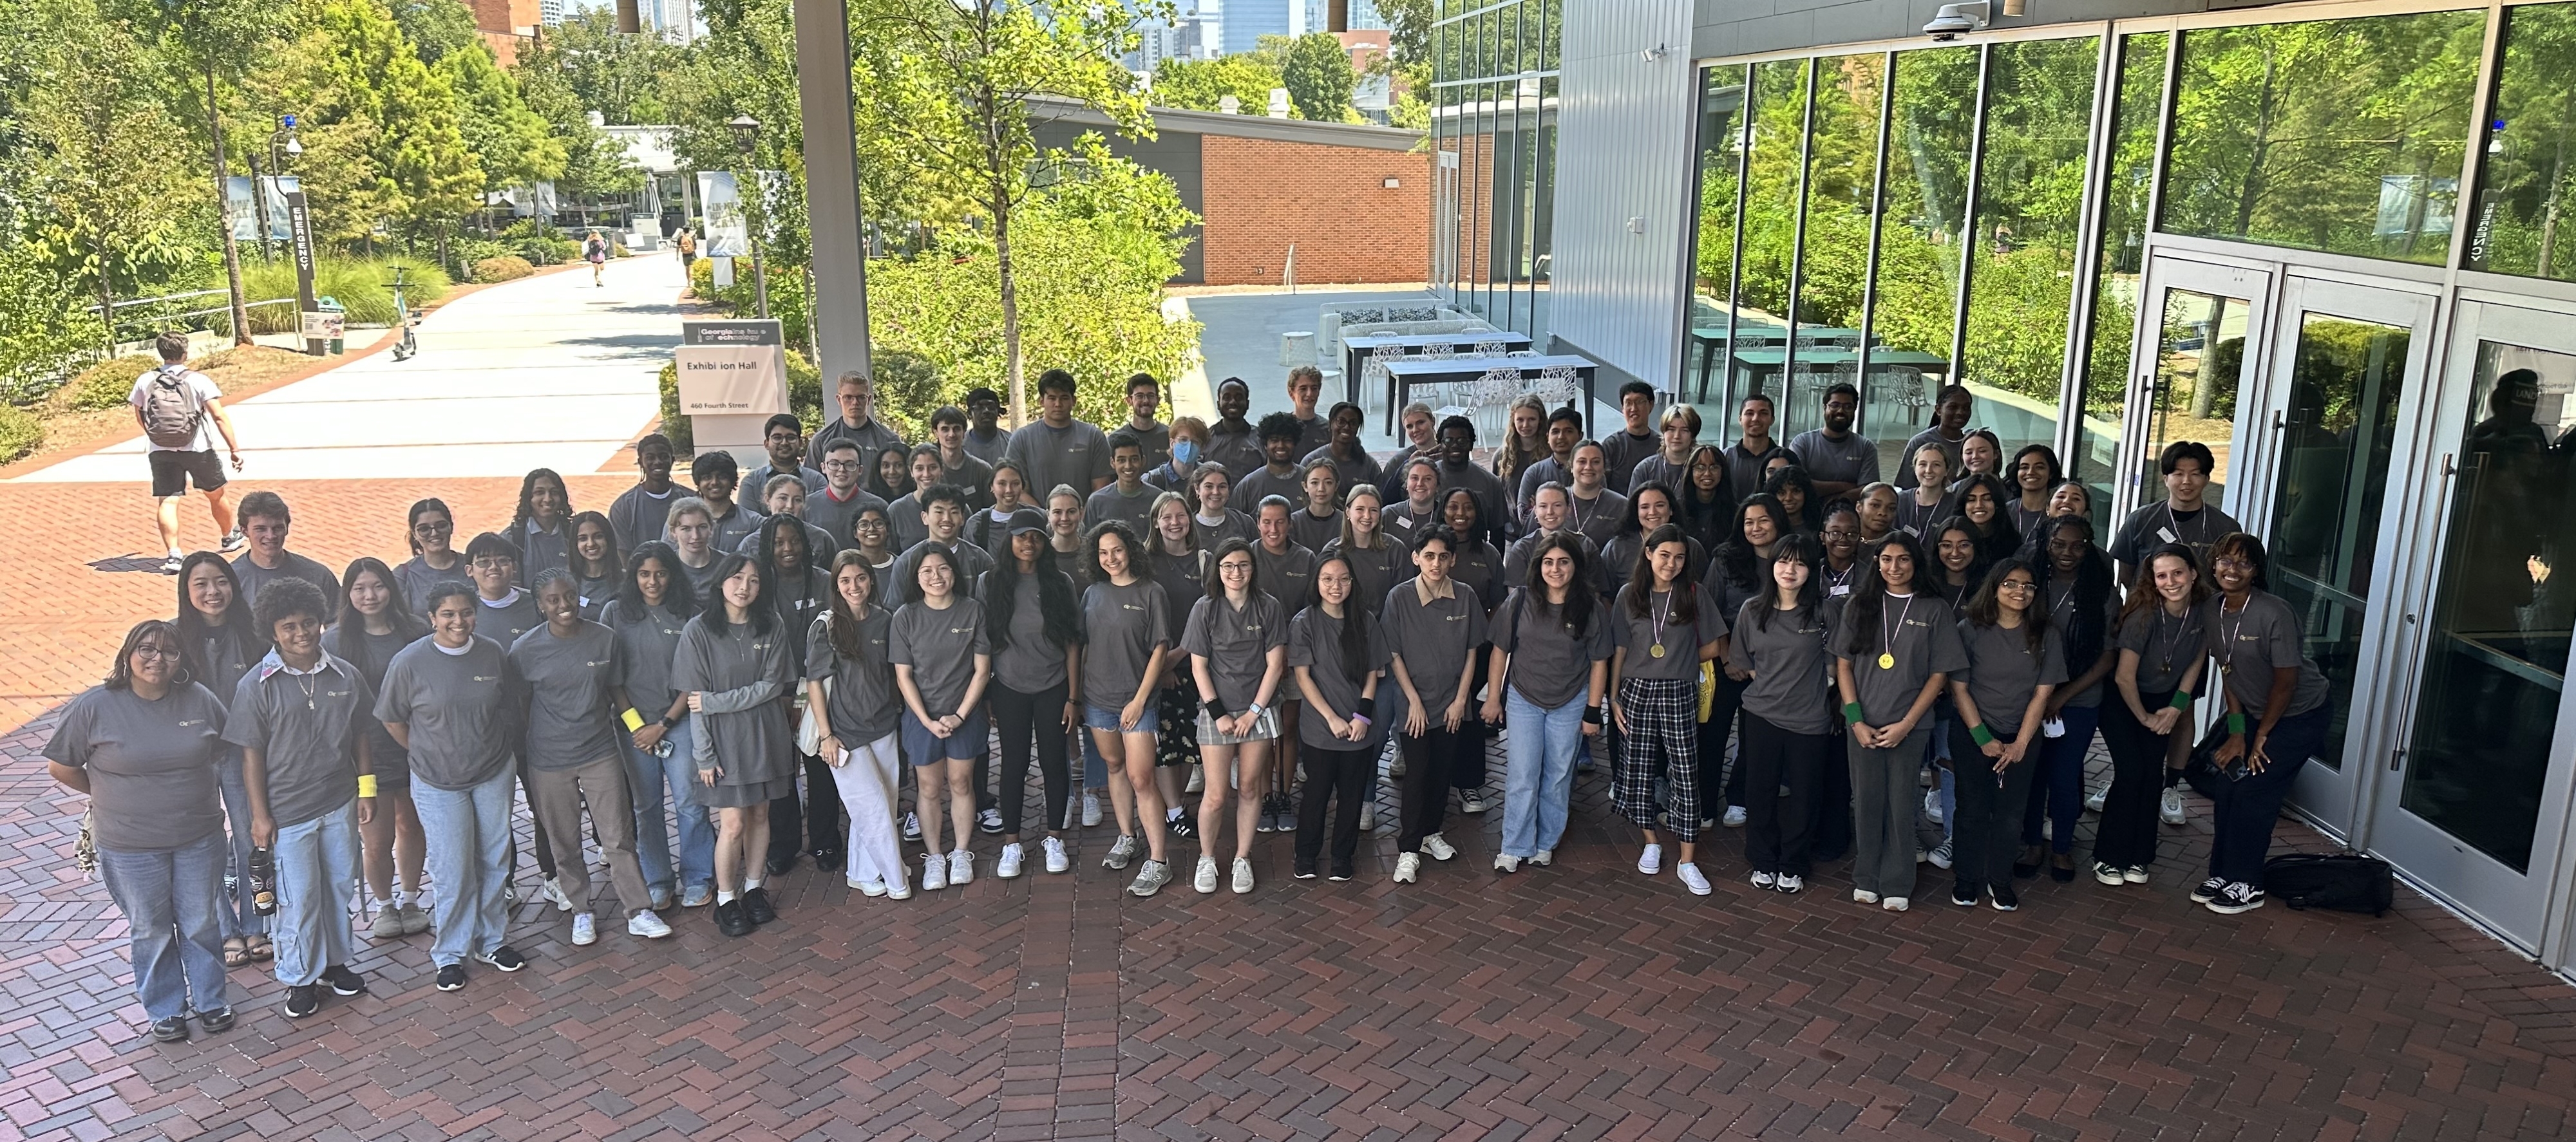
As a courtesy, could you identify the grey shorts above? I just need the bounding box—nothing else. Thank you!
[1195,707,1282,746]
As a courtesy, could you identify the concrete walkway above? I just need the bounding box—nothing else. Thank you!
[15,253,681,483]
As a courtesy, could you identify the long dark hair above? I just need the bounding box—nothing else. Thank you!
[2115,541,2215,630]
[1086,519,1144,584]
[700,552,773,635]
[567,510,621,581]
[755,512,815,591]
[406,497,454,557]
[1964,556,2051,657]
[1927,515,1989,598]
[1621,481,1675,537]
[1680,444,1731,535]
[1522,531,1596,634]
[1764,463,1823,533]
[106,619,193,691]
[336,557,428,642]
[824,550,877,660]
[868,443,913,501]
[1952,472,2020,564]
[983,535,1080,654]
[1754,532,1824,633]
[2030,514,2111,672]
[1624,523,1700,626]
[507,467,571,538]
[1206,536,1263,603]
[1839,531,1929,657]
[173,550,261,671]
[613,541,699,625]
[1312,552,1372,684]
[2010,444,2064,496]
[1714,493,1788,597]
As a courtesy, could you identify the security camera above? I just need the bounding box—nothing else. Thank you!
[1924,1,1989,41]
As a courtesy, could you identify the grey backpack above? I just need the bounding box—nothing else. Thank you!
[140,366,204,449]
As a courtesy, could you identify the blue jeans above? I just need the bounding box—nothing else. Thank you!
[1927,711,1956,843]
[624,718,712,900]
[1501,689,1585,859]
[2025,704,2103,854]
[270,805,358,987]
[97,832,230,1020]
[216,753,266,939]
[413,769,515,968]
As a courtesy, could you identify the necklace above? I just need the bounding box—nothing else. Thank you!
[1648,588,1673,658]
[294,667,319,711]
[1878,594,1916,670]
[2219,595,2248,676]
[2155,604,2192,675]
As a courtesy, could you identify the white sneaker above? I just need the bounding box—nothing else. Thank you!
[2085,786,2108,814]
[886,877,913,901]
[1494,853,1521,874]
[922,852,948,892]
[1103,833,1139,870]
[1082,792,1103,828]
[1393,852,1421,883]
[1923,788,1945,825]
[849,875,886,895]
[1194,855,1220,894]
[1389,756,1406,779]
[1883,896,1909,912]
[1420,832,1457,861]
[1231,857,1254,894]
[1359,800,1377,833]
[1722,805,1747,828]
[1186,763,1205,794]
[1460,791,1488,814]
[1529,848,1552,866]
[1750,870,1776,889]
[1775,874,1804,894]
[571,912,597,946]
[947,849,974,885]
[2161,787,2187,825]
[904,812,923,840]
[1636,843,1663,875]
[1852,888,1879,904]
[2123,865,2149,885]
[627,910,672,938]
[997,843,1025,879]
[1927,839,1953,869]
[1043,836,1071,874]
[543,877,574,912]
[1677,863,1712,895]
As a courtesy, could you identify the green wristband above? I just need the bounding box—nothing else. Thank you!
[2227,712,2247,735]
[1842,701,1865,724]
[1969,724,1995,746]
[2168,690,2193,711]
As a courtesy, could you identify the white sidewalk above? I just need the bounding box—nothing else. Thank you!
[16,253,683,482]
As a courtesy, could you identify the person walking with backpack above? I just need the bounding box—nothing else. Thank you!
[583,230,610,287]
[132,332,246,574]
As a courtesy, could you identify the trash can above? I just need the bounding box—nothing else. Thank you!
[316,296,346,355]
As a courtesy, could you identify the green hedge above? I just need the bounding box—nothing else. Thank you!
[62,355,158,411]
[472,256,535,283]
[240,258,452,333]
[0,403,43,463]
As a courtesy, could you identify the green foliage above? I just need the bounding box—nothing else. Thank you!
[15,11,204,319]
[297,0,484,227]
[1150,55,1289,116]
[440,40,565,192]
[2465,4,2576,281]
[388,0,475,63]
[546,8,685,125]
[238,256,450,330]
[62,354,158,411]
[471,255,534,283]
[509,26,646,199]
[0,241,112,404]
[0,402,43,463]
[1280,33,1358,124]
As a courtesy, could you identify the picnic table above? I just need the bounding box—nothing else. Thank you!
[1381,354,1602,436]
[1342,332,1533,409]
[1688,324,1871,399]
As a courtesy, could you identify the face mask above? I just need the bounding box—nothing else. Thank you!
[1171,439,1200,465]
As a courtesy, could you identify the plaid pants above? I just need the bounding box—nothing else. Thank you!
[1616,677,1700,841]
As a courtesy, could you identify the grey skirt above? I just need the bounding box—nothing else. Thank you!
[696,775,798,809]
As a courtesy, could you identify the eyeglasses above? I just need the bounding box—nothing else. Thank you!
[1996,580,2037,592]
[2212,557,2252,571]
[413,520,453,532]
[471,556,514,570]
[130,645,182,661]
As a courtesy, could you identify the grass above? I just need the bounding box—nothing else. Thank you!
[239,257,451,333]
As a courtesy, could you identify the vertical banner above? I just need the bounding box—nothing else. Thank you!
[697,171,747,257]
[223,177,259,241]
[285,188,323,354]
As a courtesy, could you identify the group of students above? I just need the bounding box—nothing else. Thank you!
[50,364,2332,1042]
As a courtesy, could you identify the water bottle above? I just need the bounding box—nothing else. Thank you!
[249,847,277,916]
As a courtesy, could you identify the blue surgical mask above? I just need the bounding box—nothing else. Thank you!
[1171,439,1200,465]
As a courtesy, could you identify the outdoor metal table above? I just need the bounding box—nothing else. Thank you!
[1342,332,1533,409]
[1689,325,1873,399]
[1381,354,1602,435]
[1724,346,1951,398]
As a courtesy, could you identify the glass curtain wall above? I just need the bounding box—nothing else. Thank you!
[2071,32,2172,510]
[2470,3,2576,282]
[1687,68,1748,401]
[1429,0,1559,342]
[1862,48,1980,477]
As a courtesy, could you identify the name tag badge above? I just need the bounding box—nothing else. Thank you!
[1830,585,1852,597]
[2155,527,2179,544]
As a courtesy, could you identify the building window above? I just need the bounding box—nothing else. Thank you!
[1428,0,1557,342]
[1864,46,1979,470]
[2071,32,2170,508]
[1687,66,1748,400]
[2467,2,2576,281]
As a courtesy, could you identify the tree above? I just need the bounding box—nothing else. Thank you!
[1148,54,1287,116]
[513,23,646,201]
[113,0,287,346]
[388,0,476,62]
[856,0,1167,425]
[1280,32,1357,124]
[301,0,482,241]
[441,39,564,193]
[547,7,685,125]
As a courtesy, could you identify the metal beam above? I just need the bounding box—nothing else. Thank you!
[793,0,872,385]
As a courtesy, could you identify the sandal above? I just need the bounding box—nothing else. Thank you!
[222,937,251,968]
[245,937,274,962]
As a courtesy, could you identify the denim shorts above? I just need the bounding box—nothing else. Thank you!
[1083,702,1160,735]
[902,707,989,765]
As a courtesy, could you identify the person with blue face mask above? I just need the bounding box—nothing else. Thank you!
[1148,416,1212,498]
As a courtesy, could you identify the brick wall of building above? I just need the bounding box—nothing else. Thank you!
[1198,136,1430,286]
[469,0,544,64]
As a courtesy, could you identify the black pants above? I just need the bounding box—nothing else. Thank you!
[1400,725,1472,852]
[1811,725,1855,862]
[1697,676,1747,814]
[991,681,1073,838]
[1296,744,1372,869]
[1739,711,1828,875]
[768,754,846,863]
[1947,720,2036,896]
[2095,692,2174,870]
[1453,648,1495,791]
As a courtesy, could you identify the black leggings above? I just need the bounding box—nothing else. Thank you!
[2095,691,2174,870]
[991,680,1073,838]
[1296,743,1372,868]
[1738,711,1828,875]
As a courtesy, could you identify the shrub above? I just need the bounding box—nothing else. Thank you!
[61,354,158,411]
[473,256,535,283]
[0,243,109,404]
[0,403,44,463]
[239,257,452,333]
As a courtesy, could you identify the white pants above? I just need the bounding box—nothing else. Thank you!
[828,733,905,889]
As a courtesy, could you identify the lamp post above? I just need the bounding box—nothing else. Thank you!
[727,114,771,320]
[252,116,301,263]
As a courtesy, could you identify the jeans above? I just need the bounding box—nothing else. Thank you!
[269,805,358,987]
[1501,689,1584,859]
[413,769,515,968]
[1946,720,2036,897]
[1739,713,1827,876]
[1929,711,1956,843]
[2096,693,2175,870]
[1848,725,1930,899]
[97,832,230,1020]
[992,682,1073,837]
[1294,744,1372,869]
[624,718,714,900]
[2209,704,2330,887]
[215,752,266,939]
[2023,704,2102,854]
[826,733,905,889]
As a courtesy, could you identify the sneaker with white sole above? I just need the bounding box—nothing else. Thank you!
[904,812,923,841]
[1193,855,1220,894]
[1043,836,1070,874]
[947,849,974,886]
[1852,888,1879,904]
[1775,874,1803,894]
[2206,881,2265,915]
[1459,791,1488,814]
[1529,848,1552,866]
[1927,839,1953,869]
[1392,852,1421,883]
[2093,861,2125,886]
[1882,896,1909,912]
[1750,870,1776,889]
[1082,793,1103,828]
[997,843,1025,879]
[2123,865,2149,885]
[2192,875,2226,904]
[1359,801,1377,833]
[1677,863,1712,895]
[679,885,712,908]
[1420,833,1457,861]
[1231,857,1254,894]
[1129,859,1171,897]
[2161,787,2187,825]
[886,877,913,901]
[1103,833,1139,870]
[1495,853,1521,874]
[922,852,948,892]
[543,877,574,912]
[1722,805,1747,828]
[2085,787,2108,814]
[979,808,1003,834]
[627,910,672,939]
[370,907,404,939]
[849,875,886,895]
[1923,788,1944,825]
[160,554,186,575]
[1636,843,1663,875]
[570,912,597,946]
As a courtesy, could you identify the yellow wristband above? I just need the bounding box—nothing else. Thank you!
[620,708,646,732]
[357,774,378,798]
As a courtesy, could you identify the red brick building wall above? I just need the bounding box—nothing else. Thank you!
[469,0,543,64]
[1198,136,1431,286]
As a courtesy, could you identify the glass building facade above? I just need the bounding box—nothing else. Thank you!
[1426,0,1558,343]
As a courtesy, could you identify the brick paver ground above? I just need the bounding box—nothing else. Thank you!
[4,478,2575,1141]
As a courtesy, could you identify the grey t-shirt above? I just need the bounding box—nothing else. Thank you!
[888,597,991,715]
[323,623,417,785]
[2110,501,2244,571]
[1955,619,2069,736]
[808,417,906,472]
[886,492,931,551]
[1181,592,1287,711]
[1086,482,1161,536]
[1078,578,1170,710]
[2043,579,2121,709]
[1627,453,1689,498]
[1721,442,1789,505]
[806,607,900,746]
[509,621,627,769]
[1318,537,1410,619]
[1567,489,1627,550]
[1726,601,1837,736]
[1502,531,1611,598]
[1831,592,1969,727]
[1302,444,1384,502]
[1615,584,1728,682]
[232,550,341,608]
[1381,580,1490,715]
[374,637,519,791]
[1492,591,1615,709]
[1253,541,1319,617]
[1788,429,1881,489]
[47,682,229,852]
[737,462,826,514]
[395,555,470,617]
[475,589,545,648]
[1894,428,1965,491]
[607,601,690,718]
[1233,465,1305,512]
[1450,539,1504,613]
[2116,601,2208,696]
[886,538,996,609]
[1290,509,1342,556]
[607,481,694,552]
[2204,591,2330,720]
[515,521,573,588]
[1121,419,1173,470]
[989,573,1073,695]
[1288,606,1390,752]
[963,427,1010,466]
[1007,420,1113,498]
[804,484,891,551]
[224,653,373,826]
[1598,428,1660,489]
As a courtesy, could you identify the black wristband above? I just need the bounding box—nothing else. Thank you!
[1352,696,1375,720]
[661,714,679,730]
[1203,698,1227,720]
[1581,706,1604,725]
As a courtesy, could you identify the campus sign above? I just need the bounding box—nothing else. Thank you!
[675,320,788,415]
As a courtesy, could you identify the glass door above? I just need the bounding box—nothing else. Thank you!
[2369,300,2576,951]
[2238,277,2438,832]
[2116,256,2273,529]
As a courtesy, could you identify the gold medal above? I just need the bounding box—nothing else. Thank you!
[1877,652,1895,669]
[1649,643,1665,659]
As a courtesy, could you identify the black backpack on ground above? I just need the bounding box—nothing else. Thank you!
[2262,853,2394,916]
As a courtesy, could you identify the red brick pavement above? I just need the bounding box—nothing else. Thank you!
[4,479,2576,1141]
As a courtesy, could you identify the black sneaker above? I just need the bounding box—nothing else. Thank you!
[1328,861,1354,883]
[715,900,753,937]
[1951,883,1980,908]
[742,886,777,925]
[1164,813,1195,839]
[282,984,321,1019]
[811,849,844,874]
[218,527,246,553]
[198,1007,235,1033]
[2190,875,2226,904]
[435,964,468,991]
[1991,885,2020,912]
[2206,882,2266,915]
[150,1015,191,1043]
[320,964,366,997]
[474,945,526,972]
[764,854,799,877]
[1293,862,1318,880]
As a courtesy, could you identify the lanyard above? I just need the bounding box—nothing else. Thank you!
[1648,589,1673,657]
[1879,593,1916,669]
